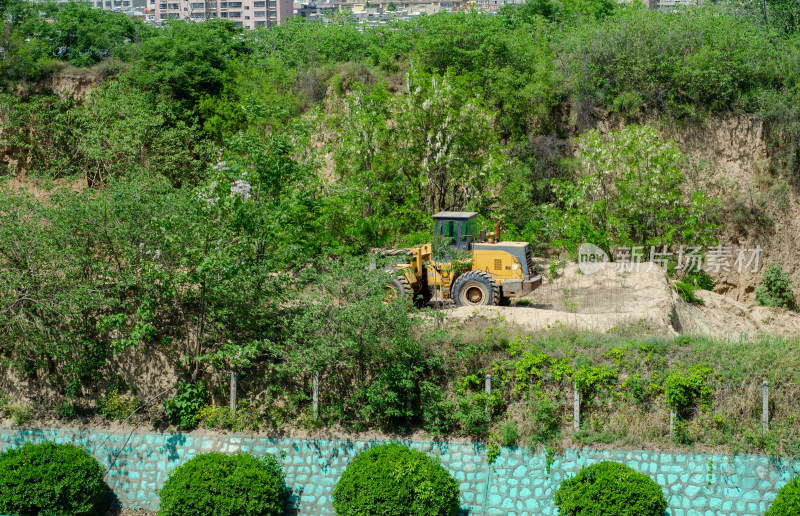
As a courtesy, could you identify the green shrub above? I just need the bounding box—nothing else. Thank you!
[524,398,560,444]
[420,381,456,436]
[8,405,31,427]
[499,420,520,447]
[682,269,715,291]
[454,392,491,437]
[164,380,208,430]
[0,442,109,516]
[574,364,617,396]
[98,388,141,421]
[56,400,78,419]
[553,461,667,516]
[356,362,417,432]
[332,443,460,516]
[665,364,714,409]
[766,476,800,516]
[755,264,795,308]
[158,452,285,516]
[674,281,704,305]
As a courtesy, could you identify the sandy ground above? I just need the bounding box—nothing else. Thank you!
[445,261,800,338]
[675,289,800,338]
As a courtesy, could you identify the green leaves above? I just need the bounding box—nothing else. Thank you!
[558,5,787,118]
[755,263,796,308]
[543,124,719,252]
[158,452,285,516]
[664,364,714,409]
[332,443,460,516]
[164,381,208,430]
[42,1,143,67]
[553,461,667,516]
[326,69,509,249]
[128,20,246,111]
[0,442,109,516]
[766,476,800,516]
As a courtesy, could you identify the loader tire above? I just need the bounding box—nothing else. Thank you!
[387,276,414,301]
[452,270,500,307]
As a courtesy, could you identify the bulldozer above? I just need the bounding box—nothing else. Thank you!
[383,211,542,306]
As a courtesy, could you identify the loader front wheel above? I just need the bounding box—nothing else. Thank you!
[452,271,500,307]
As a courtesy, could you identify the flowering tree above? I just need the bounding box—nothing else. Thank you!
[544,125,719,251]
[328,69,508,247]
[394,70,503,214]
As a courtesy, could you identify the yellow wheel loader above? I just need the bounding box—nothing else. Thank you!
[383,212,542,306]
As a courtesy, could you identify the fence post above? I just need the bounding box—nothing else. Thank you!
[669,406,676,439]
[485,374,492,420]
[573,382,580,431]
[313,372,320,419]
[230,371,237,411]
[762,380,769,432]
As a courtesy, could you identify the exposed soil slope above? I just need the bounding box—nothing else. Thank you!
[446,261,800,338]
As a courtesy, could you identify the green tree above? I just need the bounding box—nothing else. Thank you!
[272,259,429,430]
[541,125,718,251]
[128,20,246,112]
[43,1,144,67]
[79,82,213,186]
[328,70,509,248]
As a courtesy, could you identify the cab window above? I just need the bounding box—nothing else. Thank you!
[436,220,457,246]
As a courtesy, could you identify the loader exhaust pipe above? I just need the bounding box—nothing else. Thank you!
[496,221,501,242]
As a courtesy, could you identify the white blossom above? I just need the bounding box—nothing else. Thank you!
[230,179,252,200]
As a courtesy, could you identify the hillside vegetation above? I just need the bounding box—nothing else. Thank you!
[2,0,800,454]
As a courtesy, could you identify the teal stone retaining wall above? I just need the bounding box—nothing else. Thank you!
[0,427,797,515]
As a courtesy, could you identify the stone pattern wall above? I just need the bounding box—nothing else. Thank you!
[0,427,797,515]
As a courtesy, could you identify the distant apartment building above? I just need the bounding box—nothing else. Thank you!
[332,0,469,11]
[45,0,146,12]
[91,0,146,10]
[473,0,523,10]
[655,0,700,8]
[152,0,292,27]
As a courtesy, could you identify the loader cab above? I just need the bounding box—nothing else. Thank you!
[433,211,479,252]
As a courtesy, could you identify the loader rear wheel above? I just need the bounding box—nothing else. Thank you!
[452,270,500,307]
[387,276,414,301]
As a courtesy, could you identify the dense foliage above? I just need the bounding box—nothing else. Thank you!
[0,442,109,516]
[766,477,800,516]
[158,452,285,516]
[553,461,667,516]
[1,0,800,451]
[332,443,460,516]
[755,264,796,308]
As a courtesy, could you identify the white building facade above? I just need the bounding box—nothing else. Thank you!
[152,0,292,27]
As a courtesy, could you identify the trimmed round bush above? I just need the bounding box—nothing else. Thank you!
[766,476,800,515]
[0,441,109,516]
[332,443,460,516]
[157,452,285,516]
[553,461,667,516]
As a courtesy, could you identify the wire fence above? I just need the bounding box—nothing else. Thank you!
[224,372,774,440]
